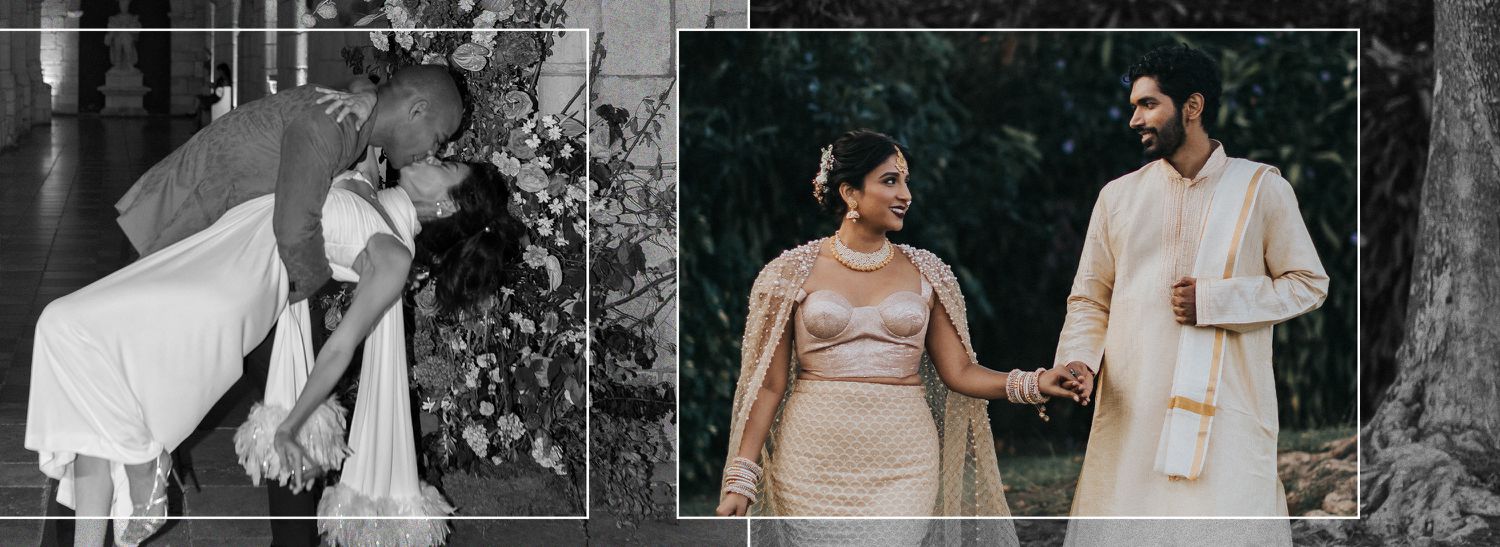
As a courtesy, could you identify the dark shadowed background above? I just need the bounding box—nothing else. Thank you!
[677,30,1359,511]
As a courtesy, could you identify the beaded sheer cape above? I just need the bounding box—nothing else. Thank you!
[722,238,1015,526]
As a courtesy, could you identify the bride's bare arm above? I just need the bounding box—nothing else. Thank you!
[715,310,793,516]
[927,300,1081,401]
[276,233,410,443]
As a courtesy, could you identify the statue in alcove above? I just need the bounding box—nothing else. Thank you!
[103,0,141,73]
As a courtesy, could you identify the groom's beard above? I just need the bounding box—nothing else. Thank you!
[1139,110,1186,159]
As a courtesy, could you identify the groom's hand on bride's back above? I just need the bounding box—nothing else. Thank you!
[314,86,376,130]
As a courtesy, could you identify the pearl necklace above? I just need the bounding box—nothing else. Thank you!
[831,231,894,272]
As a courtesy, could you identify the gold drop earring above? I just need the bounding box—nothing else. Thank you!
[845,201,860,222]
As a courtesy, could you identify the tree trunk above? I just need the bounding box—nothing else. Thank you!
[1359,0,1500,542]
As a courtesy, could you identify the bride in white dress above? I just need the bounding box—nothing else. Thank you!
[24,150,521,546]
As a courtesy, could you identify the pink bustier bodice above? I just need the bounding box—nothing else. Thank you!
[793,279,933,379]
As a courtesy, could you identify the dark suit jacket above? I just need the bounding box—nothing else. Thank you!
[114,84,373,302]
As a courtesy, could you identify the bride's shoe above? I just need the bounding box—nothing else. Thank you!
[115,450,173,546]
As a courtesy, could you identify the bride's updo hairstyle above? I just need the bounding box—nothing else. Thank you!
[413,162,526,313]
[811,129,911,217]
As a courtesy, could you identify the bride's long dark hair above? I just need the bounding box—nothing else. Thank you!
[412,162,526,313]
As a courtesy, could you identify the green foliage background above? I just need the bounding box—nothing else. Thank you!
[678,31,1357,503]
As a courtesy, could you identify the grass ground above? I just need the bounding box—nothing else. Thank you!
[680,425,1357,516]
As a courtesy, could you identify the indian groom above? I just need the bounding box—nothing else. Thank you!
[1053,42,1329,526]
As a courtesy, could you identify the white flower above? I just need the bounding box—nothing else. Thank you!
[516,163,548,194]
[501,287,515,298]
[531,439,566,476]
[525,135,542,150]
[548,200,564,215]
[535,155,551,170]
[479,401,495,416]
[537,223,553,238]
[300,13,318,27]
[546,126,562,141]
[471,29,497,51]
[489,368,502,383]
[560,143,575,157]
[519,317,536,335]
[541,115,557,128]
[465,366,479,389]
[462,423,489,458]
[491,455,503,465]
[521,118,536,133]
[394,30,415,50]
[497,413,525,441]
[474,9,500,26]
[554,234,567,247]
[490,151,521,177]
[459,0,475,12]
[386,5,411,28]
[522,245,548,268]
[315,0,337,19]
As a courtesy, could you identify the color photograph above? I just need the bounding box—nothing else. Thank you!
[678,30,1357,534]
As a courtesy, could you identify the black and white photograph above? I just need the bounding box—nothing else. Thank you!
[0,1,588,544]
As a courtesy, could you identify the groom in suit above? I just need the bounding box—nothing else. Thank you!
[41,65,463,546]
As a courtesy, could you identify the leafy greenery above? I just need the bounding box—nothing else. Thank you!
[587,31,679,526]
[753,0,1433,427]
[679,31,1358,505]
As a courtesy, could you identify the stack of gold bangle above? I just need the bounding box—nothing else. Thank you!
[723,456,762,505]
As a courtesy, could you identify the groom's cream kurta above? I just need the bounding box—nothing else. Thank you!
[1057,142,1328,516]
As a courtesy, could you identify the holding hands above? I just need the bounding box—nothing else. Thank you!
[1039,362,1094,406]
[272,429,324,494]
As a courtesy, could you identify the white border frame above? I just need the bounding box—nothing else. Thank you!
[0,26,592,521]
[673,27,1362,524]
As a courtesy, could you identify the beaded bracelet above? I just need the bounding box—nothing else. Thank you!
[724,482,758,504]
[731,456,763,475]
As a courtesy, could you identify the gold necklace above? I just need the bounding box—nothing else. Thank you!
[831,231,894,272]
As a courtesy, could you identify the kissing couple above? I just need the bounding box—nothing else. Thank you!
[25,64,524,546]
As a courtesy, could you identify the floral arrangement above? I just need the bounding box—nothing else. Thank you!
[314,0,585,510]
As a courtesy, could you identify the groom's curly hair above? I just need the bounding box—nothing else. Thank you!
[414,162,527,313]
[1126,43,1222,132]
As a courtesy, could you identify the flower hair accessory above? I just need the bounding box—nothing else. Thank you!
[811,144,834,205]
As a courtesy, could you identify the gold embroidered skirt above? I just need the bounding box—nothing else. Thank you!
[769,379,939,517]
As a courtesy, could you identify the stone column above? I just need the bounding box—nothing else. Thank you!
[0,14,17,145]
[8,1,34,133]
[235,0,266,103]
[169,0,208,115]
[277,0,307,89]
[28,3,53,124]
[41,0,81,115]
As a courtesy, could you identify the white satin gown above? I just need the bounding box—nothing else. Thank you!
[23,172,419,519]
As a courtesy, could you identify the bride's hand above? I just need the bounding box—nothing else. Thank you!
[314,87,376,130]
[715,492,750,516]
[273,429,323,493]
[1038,367,1088,404]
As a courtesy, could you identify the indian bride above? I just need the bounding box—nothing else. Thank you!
[25,148,522,546]
[717,130,1090,543]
